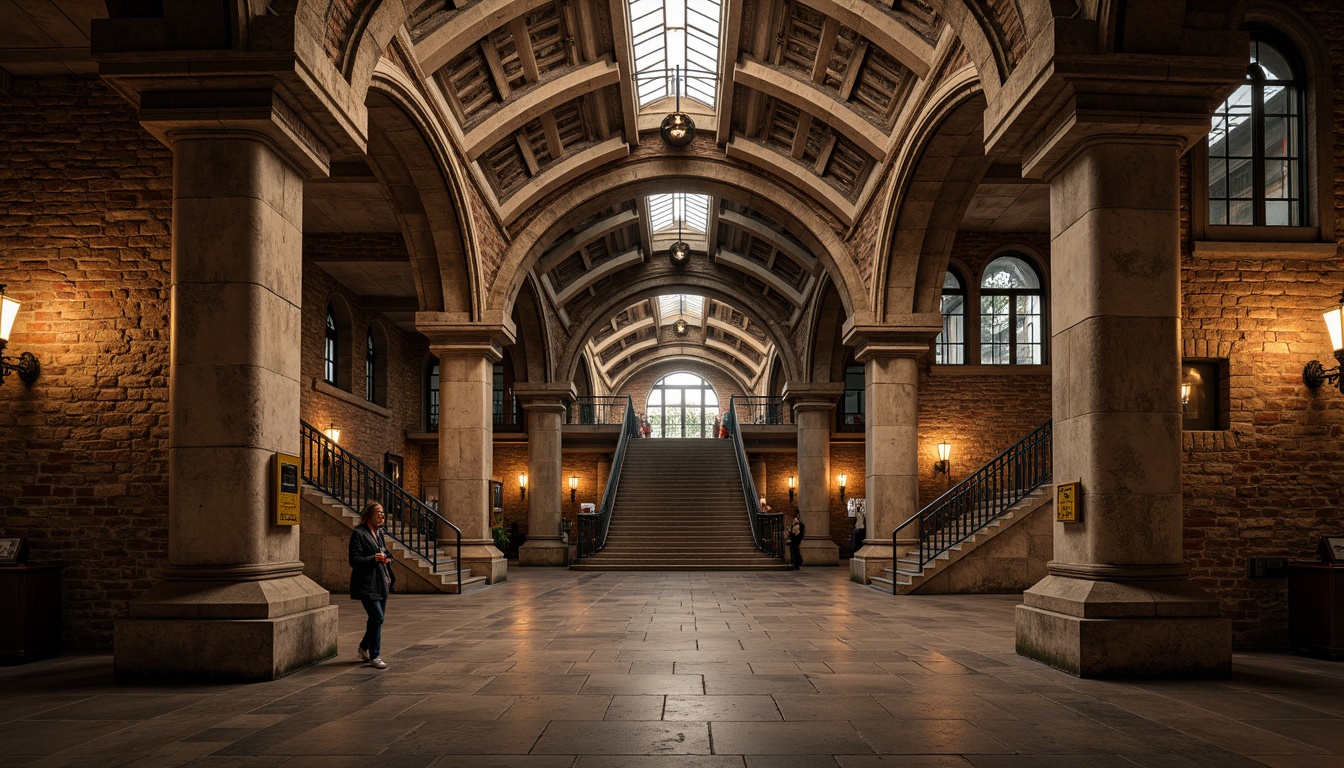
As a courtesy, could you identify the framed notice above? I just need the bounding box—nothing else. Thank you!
[1056,481,1081,523]
[0,537,27,565]
[273,452,301,526]
[1318,536,1344,563]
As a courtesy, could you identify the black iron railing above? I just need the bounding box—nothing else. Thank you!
[891,420,1052,592]
[575,395,637,559]
[728,395,791,426]
[493,391,523,432]
[837,388,865,432]
[299,420,462,593]
[568,396,630,425]
[725,396,785,559]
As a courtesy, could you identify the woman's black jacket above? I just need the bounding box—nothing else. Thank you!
[349,525,390,601]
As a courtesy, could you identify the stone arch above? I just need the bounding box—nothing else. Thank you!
[555,276,806,389]
[510,275,553,384]
[365,63,479,315]
[489,158,869,325]
[614,357,754,402]
[872,68,991,322]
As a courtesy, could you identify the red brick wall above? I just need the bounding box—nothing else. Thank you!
[0,76,173,649]
[617,360,747,425]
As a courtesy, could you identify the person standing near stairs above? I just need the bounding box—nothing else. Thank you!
[350,502,393,669]
[787,511,805,570]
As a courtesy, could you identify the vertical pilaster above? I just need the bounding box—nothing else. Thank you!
[1015,137,1230,677]
[517,384,574,566]
[115,131,338,682]
[790,393,841,566]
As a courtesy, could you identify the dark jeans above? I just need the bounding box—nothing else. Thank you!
[359,597,385,658]
[789,542,803,569]
[851,528,866,556]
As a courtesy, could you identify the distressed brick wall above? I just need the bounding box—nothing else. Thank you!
[0,75,173,649]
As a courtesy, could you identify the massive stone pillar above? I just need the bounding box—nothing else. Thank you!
[516,383,575,566]
[841,324,940,584]
[421,316,516,584]
[115,129,338,681]
[1014,136,1231,677]
[785,387,843,566]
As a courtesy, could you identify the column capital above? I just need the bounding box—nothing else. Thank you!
[782,383,843,412]
[418,312,517,362]
[514,383,577,410]
[842,316,941,363]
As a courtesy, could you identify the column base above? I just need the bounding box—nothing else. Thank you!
[850,542,893,584]
[800,539,840,566]
[1015,571,1231,678]
[518,537,571,566]
[114,570,337,682]
[458,542,508,583]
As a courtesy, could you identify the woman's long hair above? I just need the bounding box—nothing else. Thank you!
[359,501,383,528]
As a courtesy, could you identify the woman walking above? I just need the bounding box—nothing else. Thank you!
[350,501,393,669]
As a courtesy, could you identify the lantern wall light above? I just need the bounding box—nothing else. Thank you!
[787,475,796,504]
[934,442,952,478]
[1304,292,1344,392]
[323,422,341,444]
[569,475,579,503]
[519,473,528,501]
[837,473,847,502]
[0,285,40,386]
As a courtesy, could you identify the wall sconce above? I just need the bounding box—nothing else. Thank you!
[569,475,578,503]
[323,422,341,444]
[787,475,796,504]
[837,473,847,502]
[1305,292,1344,392]
[0,285,40,385]
[934,442,952,479]
[518,473,528,501]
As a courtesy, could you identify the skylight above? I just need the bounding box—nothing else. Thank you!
[647,193,709,235]
[658,294,704,324]
[628,0,722,108]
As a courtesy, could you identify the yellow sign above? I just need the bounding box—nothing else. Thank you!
[1056,481,1081,523]
[273,452,301,526]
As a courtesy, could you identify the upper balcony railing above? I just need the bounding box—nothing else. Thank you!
[567,396,631,426]
[728,395,790,426]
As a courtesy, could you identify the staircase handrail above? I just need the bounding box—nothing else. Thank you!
[299,420,461,594]
[725,396,785,559]
[729,395,791,426]
[891,420,1051,592]
[575,395,637,559]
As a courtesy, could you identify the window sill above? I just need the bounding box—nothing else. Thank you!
[1192,239,1337,259]
[931,365,1051,376]
[312,378,392,418]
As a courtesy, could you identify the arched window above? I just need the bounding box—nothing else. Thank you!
[425,359,439,431]
[980,254,1044,365]
[324,305,339,385]
[1208,34,1306,226]
[936,270,966,364]
[646,372,719,438]
[365,330,376,402]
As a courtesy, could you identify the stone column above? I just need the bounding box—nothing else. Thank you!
[1014,137,1230,677]
[516,383,574,566]
[842,322,939,584]
[114,130,338,682]
[787,390,842,566]
[421,315,516,584]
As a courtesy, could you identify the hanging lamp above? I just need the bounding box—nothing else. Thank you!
[659,65,696,148]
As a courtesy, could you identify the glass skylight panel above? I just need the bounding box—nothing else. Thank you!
[628,0,722,108]
[647,193,710,234]
[658,294,704,323]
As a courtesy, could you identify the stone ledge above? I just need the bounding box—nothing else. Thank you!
[312,378,393,417]
[1191,240,1338,259]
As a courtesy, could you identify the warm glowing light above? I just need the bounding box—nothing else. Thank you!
[837,473,847,487]
[937,442,952,463]
[519,473,528,490]
[1325,303,1344,351]
[569,476,578,490]
[1180,383,1191,405]
[322,422,341,443]
[787,476,795,489]
[0,289,19,342]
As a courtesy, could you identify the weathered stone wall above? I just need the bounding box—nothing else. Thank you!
[0,75,173,649]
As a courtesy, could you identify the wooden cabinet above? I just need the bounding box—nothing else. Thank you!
[1289,563,1344,661]
[0,564,62,663]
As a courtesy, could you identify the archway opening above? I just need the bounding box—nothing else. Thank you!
[646,372,719,438]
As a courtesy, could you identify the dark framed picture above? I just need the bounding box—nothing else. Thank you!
[0,537,27,565]
[1318,536,1344,563]
[384,453,404,487]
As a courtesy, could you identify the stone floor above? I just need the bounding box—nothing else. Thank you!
[2,567,1343,768]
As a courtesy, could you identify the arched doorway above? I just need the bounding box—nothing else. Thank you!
[646,372,719,438]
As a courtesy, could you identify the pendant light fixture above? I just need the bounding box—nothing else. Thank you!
[668,193,690,267]
[659,65,696,148]
[673,295,689,336]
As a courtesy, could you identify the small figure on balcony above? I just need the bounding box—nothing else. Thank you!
[787,511,805,570]
[640,415,652,438]
[712,414,720,438]
[718,414,729,439]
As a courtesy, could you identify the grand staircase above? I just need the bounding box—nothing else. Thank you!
[570,438,789,571]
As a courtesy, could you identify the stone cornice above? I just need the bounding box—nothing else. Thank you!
[841,316,941,362]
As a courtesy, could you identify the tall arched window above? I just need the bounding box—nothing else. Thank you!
[936,270,966,364]
[324,305,339,385]
[981,254,1044,365]
[425,360,439,431]
[646,372,719,438]
[1208,34,1306,226]
[365,329,377,403]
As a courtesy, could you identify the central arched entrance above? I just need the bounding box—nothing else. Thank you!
[646,372,719,438]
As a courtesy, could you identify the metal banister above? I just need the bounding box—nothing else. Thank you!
[299,420,462,594]
[725,395,784,559]
[575,395,637,559]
